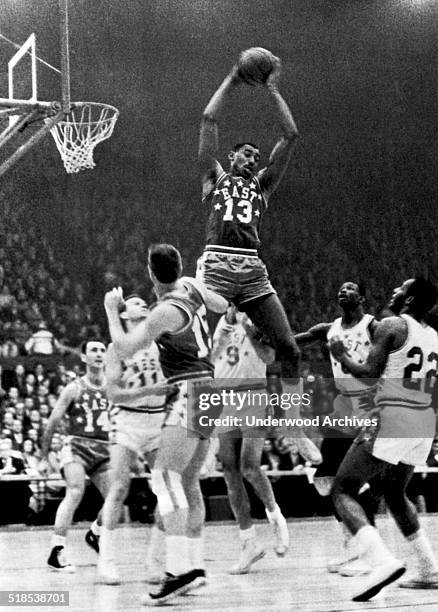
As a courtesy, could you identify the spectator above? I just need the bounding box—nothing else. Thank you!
[10,363,27,395]
[47,434,63,477]
[3,411,15,430]
[260,439,280,471]
[10,419,24,451]
[28,409,42,432]
[274,437,306,472]
[25,321,61,356]
[34,363,48,388]
[0,438,25,475]
[22,439,40,474]
[26,429,41,457]
[23,374,36,398]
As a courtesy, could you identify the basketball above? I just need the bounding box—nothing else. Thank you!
[237,47,276,84]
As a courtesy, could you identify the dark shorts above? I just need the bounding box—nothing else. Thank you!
[314,429,355,477]
[60,435,111,477]
[196,249,276,308]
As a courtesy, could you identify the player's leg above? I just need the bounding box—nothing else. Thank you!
[48,461,86,572]
[141,448,166,584]
[243,294,322,464]
[382,462,438,588]
[332,442,405,601]
[240,434,289,556]
[145,425,201,604]
[317,433,374,576]
[218,433,265,574]
[182,438,209,584]
[97,444,135,584]
[243,293,300,380]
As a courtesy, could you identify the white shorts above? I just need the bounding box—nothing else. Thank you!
[366,404,435,466]
[113,409,165,456]
[372,437,434,466]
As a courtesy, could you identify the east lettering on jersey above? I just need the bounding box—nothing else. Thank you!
[204,172,267,250]
[66,377,109,441]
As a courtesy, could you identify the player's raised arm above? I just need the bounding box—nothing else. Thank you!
[294,322,331,346]
[104,288,185,359]
[199,66,241,187]
[258,57,299,199]
[40,382,77,459]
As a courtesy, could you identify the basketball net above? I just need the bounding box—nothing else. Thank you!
[47,102,119,173]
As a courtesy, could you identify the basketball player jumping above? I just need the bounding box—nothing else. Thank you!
[104,244,227,604]
[197,56,319,463]
[295,281,380,577]
[41,339,110,572]
[330,278,438,601]
[213,303,289,573]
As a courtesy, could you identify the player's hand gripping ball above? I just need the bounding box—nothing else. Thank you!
[237,47,276,85]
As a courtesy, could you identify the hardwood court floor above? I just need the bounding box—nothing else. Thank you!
[1,516,438,611]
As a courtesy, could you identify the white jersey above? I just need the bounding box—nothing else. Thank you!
[376,314,438,410]
[327,314,376,396]
[120,342,166,411]
[213,315,267,380]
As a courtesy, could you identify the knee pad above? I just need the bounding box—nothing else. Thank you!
[151,469,188,516]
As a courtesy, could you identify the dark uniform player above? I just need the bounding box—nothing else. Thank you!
[198,57,320,462]
[104,243,227,605]
[41,339,110,572]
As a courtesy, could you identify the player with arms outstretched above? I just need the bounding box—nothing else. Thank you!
[41,339,110,572]
[104,244,228,604]
[197,55,319,463]
[330,278,438,601]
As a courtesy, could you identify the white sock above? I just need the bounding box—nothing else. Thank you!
[99,527,117,562]
[188,537,204,570]
[266,504,283,522]
[406,529,438,576]
[239,525,256,542]
[355,525,394,566]
[146,525,165,568]
[91,520,101,536]
[166,536,190,576]
[51,534,66,548]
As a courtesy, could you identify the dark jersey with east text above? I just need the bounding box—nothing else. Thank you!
[204,171,267,250]
[157,277,214,383]
[66,377,109,441]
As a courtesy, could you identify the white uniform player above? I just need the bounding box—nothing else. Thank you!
[370,313,438,465]
[295,282,378,577]
[98,295,169,585]
[330,278,438,601]
[213,305,290,574]
[327,313,377,425]
[113,343,166,457]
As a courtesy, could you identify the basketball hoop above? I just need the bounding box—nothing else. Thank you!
[47,101,119,173]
